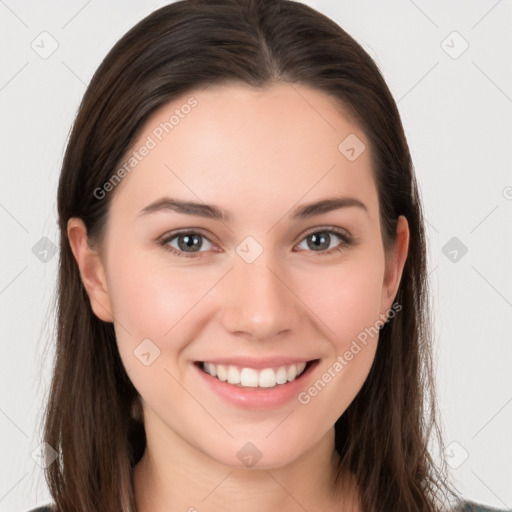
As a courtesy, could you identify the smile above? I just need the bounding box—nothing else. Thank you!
[193,358,320,409]
[201,361,308,388]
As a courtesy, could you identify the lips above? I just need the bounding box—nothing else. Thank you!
[193,358,320,409]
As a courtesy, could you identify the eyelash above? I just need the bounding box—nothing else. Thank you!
[157,227,354,259]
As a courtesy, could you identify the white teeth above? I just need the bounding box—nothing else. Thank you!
[287,365,297,381]
[227,366,240,385]
[240,368,259,387]
[216,364,228,382]
[201,361,309,388]
[275,366,288,385]
[258,368,276,388]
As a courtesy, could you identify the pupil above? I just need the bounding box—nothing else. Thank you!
[309,232,329,251]
[179,234,201,252]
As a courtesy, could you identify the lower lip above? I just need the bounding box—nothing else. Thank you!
[193,360,319,410]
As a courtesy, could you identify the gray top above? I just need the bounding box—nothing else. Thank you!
[26,501,511,512]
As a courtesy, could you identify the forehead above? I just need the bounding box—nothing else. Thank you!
[110,82,378,222]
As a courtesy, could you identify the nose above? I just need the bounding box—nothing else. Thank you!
[219,253,302,341]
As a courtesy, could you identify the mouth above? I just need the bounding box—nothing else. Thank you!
[193,357,320,409]
[194,359,319,389]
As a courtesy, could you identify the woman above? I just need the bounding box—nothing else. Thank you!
[28,0,508,511]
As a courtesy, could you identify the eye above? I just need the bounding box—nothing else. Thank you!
[159,231,216,258]
[158,227,353,258]
[295,228,352,255]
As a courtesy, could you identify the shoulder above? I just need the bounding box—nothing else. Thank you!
[455,501,511,512]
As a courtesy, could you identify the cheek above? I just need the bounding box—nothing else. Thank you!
[105,245,226,391]
[107,247,216,339]
[288,249,385,415]
[297,249,385,350]
[293,264,383,422]
[106,251,212,413]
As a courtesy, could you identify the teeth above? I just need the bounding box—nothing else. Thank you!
[201,361,308,388]
[241,368,259,387]
[287,365,297,381]
[258,368,276,388]
[276,366,288,385]
[227,365,240,384]
[216,364,228,382]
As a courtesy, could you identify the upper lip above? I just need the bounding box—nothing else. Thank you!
[196,357,318,369]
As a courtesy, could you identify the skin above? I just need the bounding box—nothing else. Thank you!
[68,82,409,511]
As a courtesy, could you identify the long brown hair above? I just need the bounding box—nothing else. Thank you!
[43,0,463,510]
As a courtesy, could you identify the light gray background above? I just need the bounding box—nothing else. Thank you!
[1,1,511,511]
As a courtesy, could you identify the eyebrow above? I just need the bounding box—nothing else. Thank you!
[138,196,368,221]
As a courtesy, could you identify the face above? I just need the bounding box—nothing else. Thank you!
[70,82,408,470]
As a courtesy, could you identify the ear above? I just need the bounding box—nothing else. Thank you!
[67,218,114,323]
[381,215,410,315]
